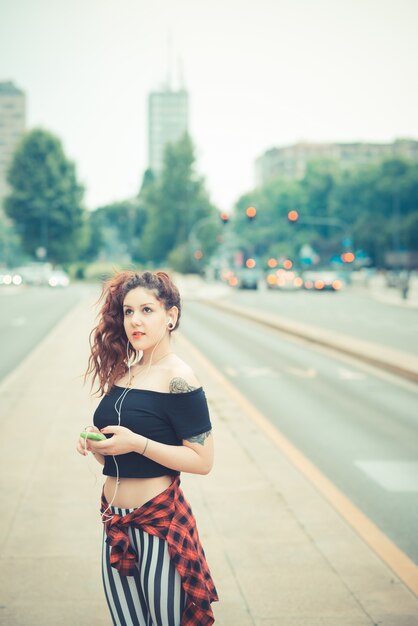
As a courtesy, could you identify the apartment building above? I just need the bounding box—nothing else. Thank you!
[255,139,418,187]
[0,81,26,207]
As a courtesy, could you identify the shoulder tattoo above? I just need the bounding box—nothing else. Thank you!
[186,431,212,446]
[169,377,197,394]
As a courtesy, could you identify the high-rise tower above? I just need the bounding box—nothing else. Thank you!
[0,81,26,207]
[148,87,189,174]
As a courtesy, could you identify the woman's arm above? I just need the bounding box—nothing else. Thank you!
[88,425,214,475]
[88,370,214,475]
[90,450,105,466]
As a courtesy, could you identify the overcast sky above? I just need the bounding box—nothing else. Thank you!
[1,0,417,211]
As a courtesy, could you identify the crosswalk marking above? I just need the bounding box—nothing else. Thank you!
[284,366,316,378]
[338,368,366,380]
[355,461,418,493]
[224,365,279,378]
[11,316,27,327]
[225,365,367,382]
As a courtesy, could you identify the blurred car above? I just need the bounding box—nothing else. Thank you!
[47,269,70,287]
[0,269,23,286]
[266,269,303,291]
[233,266,261,289]
[12,263,70,287]
[15,263,53,286]
[302,270,344,291]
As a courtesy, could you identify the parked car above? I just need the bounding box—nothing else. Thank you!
[47,269,70,287]
[15,263,53,286]
[12,263,70,287]
[266,269,303,291]
[0,269,23,286]
[302,270,344,291]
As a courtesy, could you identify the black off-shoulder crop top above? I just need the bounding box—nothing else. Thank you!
[93,386,212,479]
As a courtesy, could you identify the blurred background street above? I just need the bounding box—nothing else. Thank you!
[1,0,418,623]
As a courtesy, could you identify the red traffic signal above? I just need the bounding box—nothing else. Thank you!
[246,206,257,221]
[220,212,229,225]
[341,252,355,263]
[288,210,299,222]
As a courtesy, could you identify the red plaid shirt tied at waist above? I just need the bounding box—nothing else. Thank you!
[101,476,218,626]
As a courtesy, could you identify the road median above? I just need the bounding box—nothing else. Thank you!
[200,296,418,383]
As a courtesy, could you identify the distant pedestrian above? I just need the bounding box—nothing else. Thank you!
[398,269,410,300]
[76,270,218,626]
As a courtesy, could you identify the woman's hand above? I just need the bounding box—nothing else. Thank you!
[76,426,101,456]
[88,426,138,456]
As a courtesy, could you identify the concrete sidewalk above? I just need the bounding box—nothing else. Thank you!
[0,295,417,625]
[353,274,418,310]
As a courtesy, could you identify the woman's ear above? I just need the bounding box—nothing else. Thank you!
[168,306,179,326]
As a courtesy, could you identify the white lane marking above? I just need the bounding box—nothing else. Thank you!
[285,366,317,378]
[355,461,418,493]
[11,316,27,327]
[338,368,366,380]
[224,366,279,378]
[242,366,280,378]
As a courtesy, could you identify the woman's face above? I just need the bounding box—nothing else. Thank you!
[123,287,170,351]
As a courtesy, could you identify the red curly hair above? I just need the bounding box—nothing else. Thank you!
[85,270,181,395]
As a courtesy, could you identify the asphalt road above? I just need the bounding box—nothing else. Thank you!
[0,284,92,383]
[181,298,418,565]
[225,285,418,356]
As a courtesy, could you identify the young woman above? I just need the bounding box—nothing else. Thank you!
[77,270,218,626]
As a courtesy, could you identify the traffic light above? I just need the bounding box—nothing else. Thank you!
[341,252,355,263]
[220,212,229,225]
[288,210,299,222]
[246,206,257,222]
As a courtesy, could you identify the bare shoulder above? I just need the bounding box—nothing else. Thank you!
[165,355,201,393]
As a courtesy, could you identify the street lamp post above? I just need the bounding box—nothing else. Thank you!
[37,211,48,261]
[187,215,220,271]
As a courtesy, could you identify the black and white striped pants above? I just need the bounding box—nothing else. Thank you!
[102,505,186,626]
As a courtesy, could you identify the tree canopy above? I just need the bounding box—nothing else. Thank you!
[233,157,418,267]
[5,128,85,264]
[138,134,219,272]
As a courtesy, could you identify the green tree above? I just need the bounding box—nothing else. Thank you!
[234,177,307,263]
[86,200,147,263]
[0,209,25,266]
[4,128,85,263]
[140,134,219,270]
[330,157,418,265]
[233,155,418,268]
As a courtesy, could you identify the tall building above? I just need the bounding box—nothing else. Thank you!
[148,88,188,174]
[0,81,26,207]
[255,139,418,187]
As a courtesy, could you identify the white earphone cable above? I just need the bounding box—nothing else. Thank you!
[100,320,170,523]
